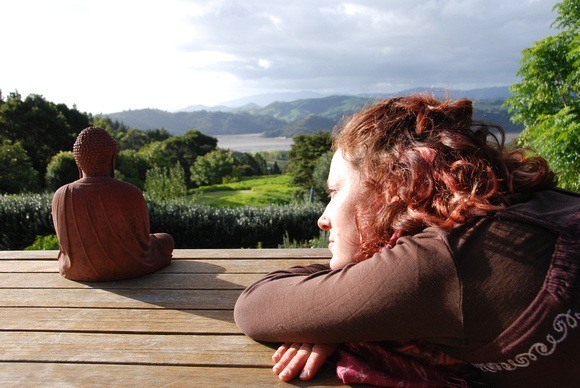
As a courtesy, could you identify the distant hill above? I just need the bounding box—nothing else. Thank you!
[105,87,522,137]
[273,114,339,137]
[106,109,286,136]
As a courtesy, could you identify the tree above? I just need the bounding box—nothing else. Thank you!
[0,139,39,193]
[271,161,282,175]
[117,127,150,151]
[144,128,171,143]
[0,92,90,186]
[116,149,151,189]
[137,141,173,170]
[286,131,332,189]
[144,163,187,201]
[45,151,78,191]
[237,152,267,176]
[163,130,217,186]
[504,0,579,191]
[311,151,333,203]
[190,149,238,186]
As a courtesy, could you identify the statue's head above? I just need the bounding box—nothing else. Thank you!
[73,126,118,177]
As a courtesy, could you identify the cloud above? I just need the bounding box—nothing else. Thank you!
[180,0,559,95]
[0,0,560,113]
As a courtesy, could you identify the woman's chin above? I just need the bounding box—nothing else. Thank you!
[329,255,343,270]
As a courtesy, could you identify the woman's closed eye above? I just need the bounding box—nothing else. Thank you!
[326,188,337,199]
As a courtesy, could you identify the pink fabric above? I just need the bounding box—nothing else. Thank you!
[336,342,469,387]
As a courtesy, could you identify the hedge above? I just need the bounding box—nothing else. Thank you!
[0,194,325,250]
[0,194,54,250]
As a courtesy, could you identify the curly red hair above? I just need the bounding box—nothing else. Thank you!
[333,94,556,262]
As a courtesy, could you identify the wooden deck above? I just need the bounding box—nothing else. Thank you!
[0,248,351,387]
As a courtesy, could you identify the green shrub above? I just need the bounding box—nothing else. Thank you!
[145,163,187,201]
[25,234,59,250]
[45,151,77,191]
[0,193,54,250]
[0,139,40,193]
[0,193,325,250]
[148,200,324,249]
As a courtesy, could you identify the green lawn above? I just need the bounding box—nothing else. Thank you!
[188,174,297,207]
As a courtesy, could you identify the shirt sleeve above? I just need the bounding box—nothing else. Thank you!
[234,228,464,345]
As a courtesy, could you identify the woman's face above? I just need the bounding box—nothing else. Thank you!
[318,150,363,270]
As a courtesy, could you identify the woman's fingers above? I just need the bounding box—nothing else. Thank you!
[272,342,291,363]
[299,344,338,381]
[273,343,313,381]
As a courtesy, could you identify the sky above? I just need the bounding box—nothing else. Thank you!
[1,0,561,114]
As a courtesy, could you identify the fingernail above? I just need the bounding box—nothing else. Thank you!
[299,370,309,380]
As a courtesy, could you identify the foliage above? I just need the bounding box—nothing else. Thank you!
[278,230,329,249]
[255,150,289,173]
[145,163,187,201]
[163,129,217,185]
[0,139,39,193]
[271,161,282,174]
[116,149,151,189]
[116,127,151,151]
[237,152,268,176]
[311,151,333,203]
[137,141,173,170]
[519,108,579,191]
[45,151,78,191]
[504,0,579,190]
[190,148,238,186]
[25,234,59,250]
[0,92,90,182]
[148,200,324,249]
[286,131,333,190]
[0,193,54,250]
[1,191,325,250]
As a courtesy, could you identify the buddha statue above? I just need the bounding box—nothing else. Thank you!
[52,126,173,281]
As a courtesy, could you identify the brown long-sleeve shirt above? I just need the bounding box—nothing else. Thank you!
[234,189,580,386]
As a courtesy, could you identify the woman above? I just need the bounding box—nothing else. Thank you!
[234,94,580,386]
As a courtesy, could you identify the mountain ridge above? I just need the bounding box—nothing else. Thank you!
[105,86,523,137]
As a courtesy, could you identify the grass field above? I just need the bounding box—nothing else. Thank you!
[188,174,297,207]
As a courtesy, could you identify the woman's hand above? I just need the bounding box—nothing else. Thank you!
[272,342,338,381]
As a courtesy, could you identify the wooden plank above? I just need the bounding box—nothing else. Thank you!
[0,250,58,259]
[0,307,238,334]
[171,248,331,259]
[0,258,328,274]
[0,248,331,260]
[0,288,240,309]
[0,332,273,367]
[0,363,343,387]
[0,260,56,272]
[0,273,258,289]
[159,258,329,273]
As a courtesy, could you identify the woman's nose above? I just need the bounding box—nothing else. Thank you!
[317,214,330,231]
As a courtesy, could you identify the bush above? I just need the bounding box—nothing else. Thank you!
[149,200,325,249]
[25,234,59,250]
[0,194,325,250]
[45,151,78,191]
[0,193,54,250]
[145,163,187,201]
[0,139,39,193]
